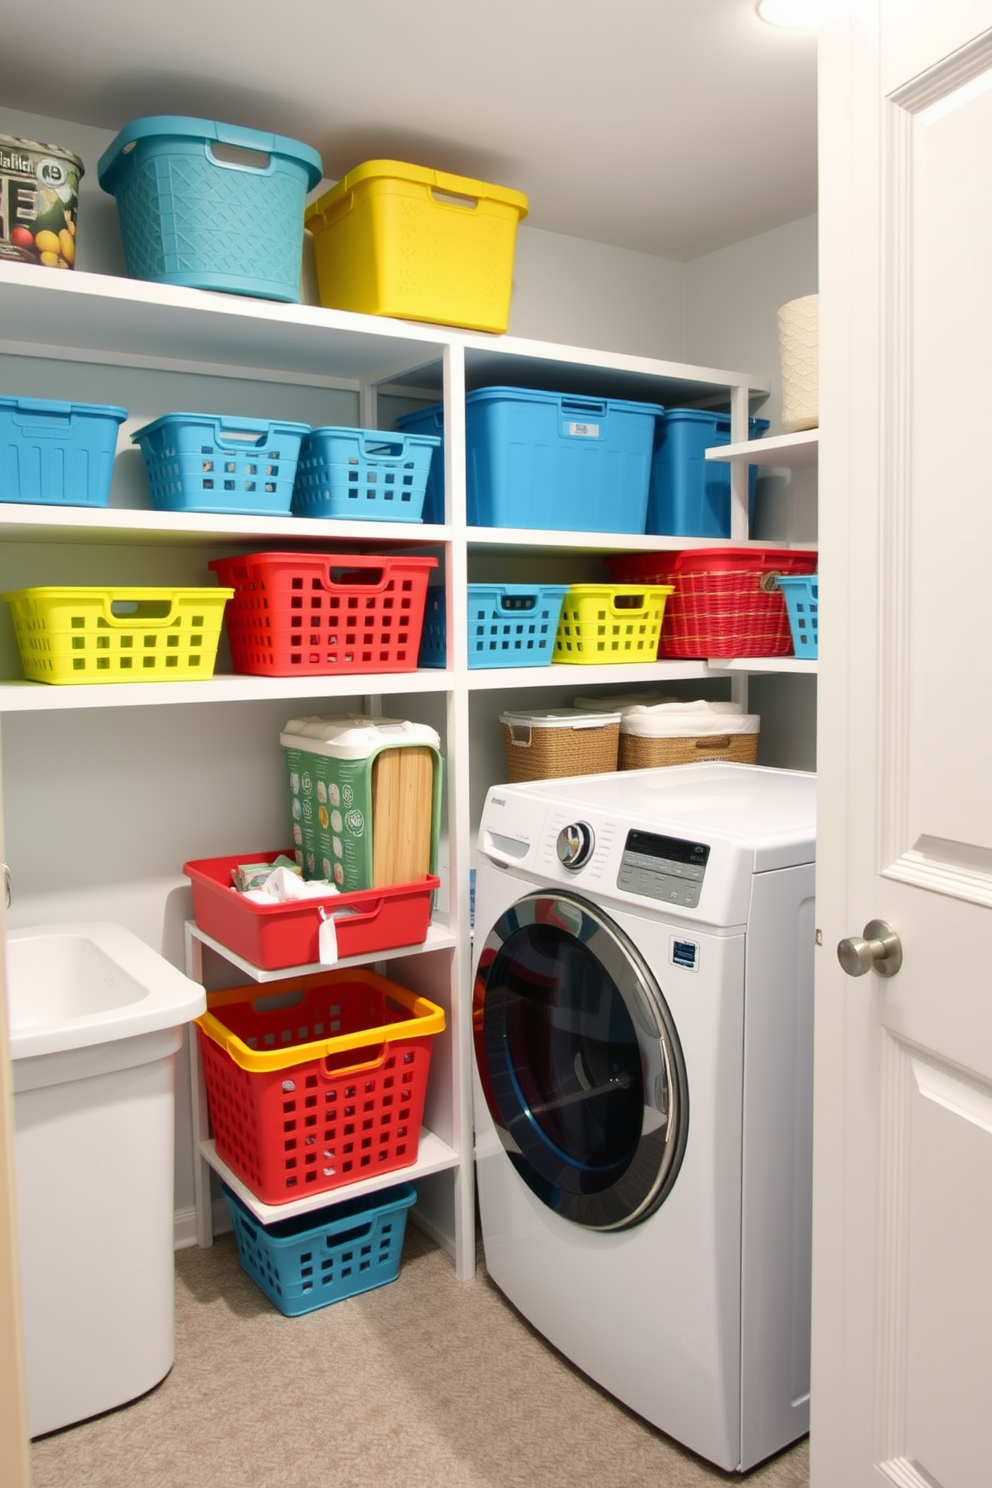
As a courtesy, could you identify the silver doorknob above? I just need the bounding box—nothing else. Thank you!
[837,919,902,978]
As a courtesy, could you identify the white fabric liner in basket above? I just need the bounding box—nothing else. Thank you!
[620,699,760,738]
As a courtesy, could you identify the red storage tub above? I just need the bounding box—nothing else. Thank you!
[208,551,436,676]
[606,547,817,658]
[196,968,444,1205]
[184,850,440,970]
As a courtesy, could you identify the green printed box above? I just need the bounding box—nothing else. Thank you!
[281,715,442,892]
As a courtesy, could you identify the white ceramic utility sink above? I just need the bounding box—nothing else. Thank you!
[7,920,206,1438]
[6,920,205,1062]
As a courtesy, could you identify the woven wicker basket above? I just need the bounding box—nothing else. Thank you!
[500,711,621,782]
[619,730,759,771]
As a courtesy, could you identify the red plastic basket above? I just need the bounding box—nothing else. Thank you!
[184,849,440,970]
[208,551,436,676]
[606,548,817,658]
[196,968,444,1205]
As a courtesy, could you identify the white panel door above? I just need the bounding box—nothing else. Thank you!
[814,4,992,1487]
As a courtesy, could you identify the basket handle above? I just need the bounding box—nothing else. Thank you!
[311,191,354,230]
[506,723,533,747]
[560,396,608,419]
[694,735,733,752]
[760,570,784,593]
[206,125,276,176]
[321,1041,389,1079]
[324,563,386,590]
[429,186,480,211]
[611,593,646,612]
[358,435,408,461]
[212,423,273,450]
[103,595,181,628]
[498,594,537,613]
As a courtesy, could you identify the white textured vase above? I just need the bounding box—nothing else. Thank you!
[778,293,819,433]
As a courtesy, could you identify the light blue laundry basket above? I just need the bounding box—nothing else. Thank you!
[98,116,323,302]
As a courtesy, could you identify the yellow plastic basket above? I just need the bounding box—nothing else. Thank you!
[305,159,529,333]
[553,584,675,665]
[2,585,233,684]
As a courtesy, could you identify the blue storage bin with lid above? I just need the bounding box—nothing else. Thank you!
[0,396,127,507]
[97,116,323,303]
[131,412,310,515]
[400,387,663,533]
[292,426,440,522]
[647,409,770,538]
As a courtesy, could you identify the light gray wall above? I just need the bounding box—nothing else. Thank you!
[508,225,686,358]
[684,212,818,435]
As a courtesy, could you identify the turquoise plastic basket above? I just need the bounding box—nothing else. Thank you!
[0,397,127,507]
[222,1183,416,1317]
[776,574,819,658]
[292,426,440,522]
[97,116,323,303]
[419,583,570,668]
[132,413,310,515]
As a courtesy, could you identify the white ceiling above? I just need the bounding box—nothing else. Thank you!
[0,0,818,261]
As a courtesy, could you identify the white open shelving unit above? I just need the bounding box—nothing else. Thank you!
[0,259,816,1281]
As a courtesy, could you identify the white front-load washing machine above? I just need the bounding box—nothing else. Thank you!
[471,762,815,1473]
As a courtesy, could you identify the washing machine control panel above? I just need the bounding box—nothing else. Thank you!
[616,829,711,908]
[556,821,595,870]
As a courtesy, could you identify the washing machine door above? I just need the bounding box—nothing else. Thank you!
[473,889,688,1231]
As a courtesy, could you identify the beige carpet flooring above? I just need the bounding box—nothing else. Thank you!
[30,1225,810,1488]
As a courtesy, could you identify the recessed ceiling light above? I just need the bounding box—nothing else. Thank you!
[756,0,844,27]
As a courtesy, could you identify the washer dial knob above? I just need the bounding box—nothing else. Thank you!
[557,821,594,870]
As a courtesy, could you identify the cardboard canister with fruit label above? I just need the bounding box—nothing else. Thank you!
[0,134,82,269]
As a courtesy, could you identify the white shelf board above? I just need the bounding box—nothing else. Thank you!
[187,918,457,983]
[465,528,813,554]
[465,660,718,690]
[706,429,819,469]
[0,670,452,712]
[460,333,770,405]
[200,1129,460,1224]
[0,262,772,404]
[0,503,449,548]
[0,262,450,386]
[706,657,818,674]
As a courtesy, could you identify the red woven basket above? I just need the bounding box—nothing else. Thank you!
[606,548,817,658]
[208,551,436,676]
[196,968,444,1205]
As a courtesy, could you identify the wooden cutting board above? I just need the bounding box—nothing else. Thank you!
[371,746,435,887]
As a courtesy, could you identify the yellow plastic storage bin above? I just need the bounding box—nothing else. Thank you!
[2,585,233,684]
[304,159,529,333]
[553,584,675,665]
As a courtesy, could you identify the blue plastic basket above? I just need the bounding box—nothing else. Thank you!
[222,1183,416,1317]
[400,388,663,533]
[292,427,440,522]
[776,574,819,658]
[394,405,445,523]
[419,583,570,668]
[131,413,310,515]
[647,410,770,538]
[97,116,323,303]
[0,396,127,507]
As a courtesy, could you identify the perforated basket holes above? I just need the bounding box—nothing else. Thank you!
[154,440,287,499]
[62,604,211,673]
[274,574,419,667]
[470,594,561,657]
[275,1050,421,1192]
